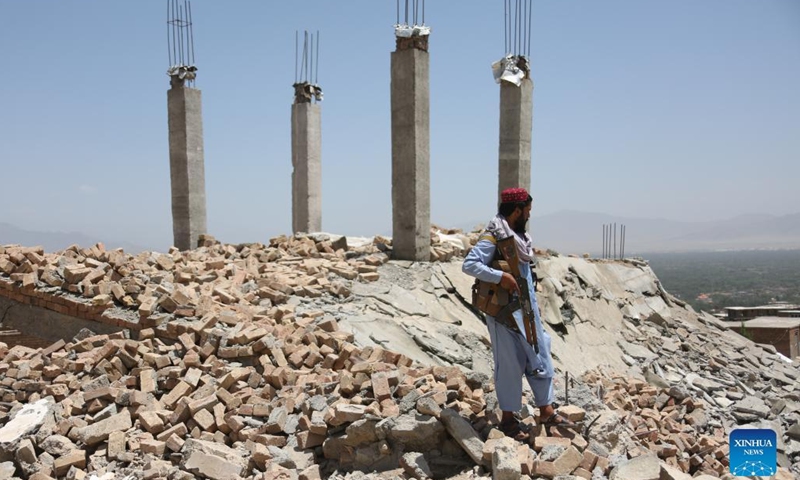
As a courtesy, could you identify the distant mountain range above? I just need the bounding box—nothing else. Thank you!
[0,223,152,254]
[454,212,800,255]
[4,212,800,256]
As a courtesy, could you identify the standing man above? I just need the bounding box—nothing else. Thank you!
[462,187,576,441]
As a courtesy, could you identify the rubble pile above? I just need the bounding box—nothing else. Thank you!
[608,303,799,473]
[583,367,732,478]
[0,229,797,479]
[532,251,800,478]
[577,364,799,480]
[0,322,615,480]
[0,231,466,329]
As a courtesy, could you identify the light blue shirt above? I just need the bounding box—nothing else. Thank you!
[462,234,554,378]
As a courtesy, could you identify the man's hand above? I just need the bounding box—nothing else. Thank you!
[499,272,520,296]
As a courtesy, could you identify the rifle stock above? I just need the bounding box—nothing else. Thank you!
[496,237,539,353]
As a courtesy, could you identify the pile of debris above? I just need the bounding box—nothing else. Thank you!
[528,250,800,478]
[0,231,467,329]
[0,231,798,479]
[588,296,800,476]
[0,316,614,480]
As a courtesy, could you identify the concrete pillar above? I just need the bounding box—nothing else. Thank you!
[498,77,533,197]
[291,102,322,233]
[167,80,207,251]
[391,36,431,261]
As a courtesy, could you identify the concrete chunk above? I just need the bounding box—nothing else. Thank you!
[40,435,77,457]
[73,410,132,446]
[386,414,446,452]
[180,438,247,478]
[439,408,485,466]
[0,399,53,455]
[183,450,243,480]
[107,431,126,460]
[15,437,37,464]
[0,462,15,479]
[609,454,660,480]
[400,452,433,479]
[492,437,521,480]
[553,446,583,476]
[659,464,692,480]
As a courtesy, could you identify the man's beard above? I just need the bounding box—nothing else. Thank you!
[513,217,528,234]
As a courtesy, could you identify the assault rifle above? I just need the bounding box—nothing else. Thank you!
[496,236,539,353]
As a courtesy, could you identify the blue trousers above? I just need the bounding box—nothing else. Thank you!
[486,316,555,411]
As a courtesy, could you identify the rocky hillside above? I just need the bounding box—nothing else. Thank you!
[0,230,796,480]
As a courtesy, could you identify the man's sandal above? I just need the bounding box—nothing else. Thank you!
[542,413,580,430]
[498,418,530,442]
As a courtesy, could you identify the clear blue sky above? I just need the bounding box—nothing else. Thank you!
[1,1,798,251]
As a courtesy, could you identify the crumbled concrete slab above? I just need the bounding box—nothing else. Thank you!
[0,399,53,458]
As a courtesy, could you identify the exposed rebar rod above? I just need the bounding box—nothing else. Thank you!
[405,0,409,25]
[422,0,425,25]
[522,0,527,57]
[514,0,519,55]
[300,31,306,82]
[527,0,532,57]
[614,222,617,259]
[512,0,515,54]
[179,3,186,66]
[180,2,185,65]
[603,225,606,259]
[171,0,178,65]
[622,225,626,259]
[396,0,399,25]
[315,30,320,85]
[509,0,512,54]
[311,31,314,84]
[310,32,313,85]
[188,0,195,65]
[167,0,171,65]
[305,31,310,83]
[510,0,514,54]
[183,2,190,66]
[521,0,525,57]
[519,0,523,55]
[299,32,303,82]
[504,0,507,53]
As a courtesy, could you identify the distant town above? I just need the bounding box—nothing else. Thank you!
[713,303,800,360]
